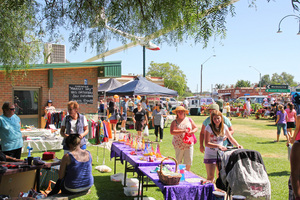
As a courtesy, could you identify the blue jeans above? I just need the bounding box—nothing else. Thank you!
[277,123,287,135]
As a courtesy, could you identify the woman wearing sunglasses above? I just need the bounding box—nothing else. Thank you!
[0,102,23,160]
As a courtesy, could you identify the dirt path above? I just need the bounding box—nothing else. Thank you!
[234,124,275,138]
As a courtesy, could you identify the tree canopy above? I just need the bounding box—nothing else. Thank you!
[0,0,241,73]
[235,80,251,87]
[147,61,188,96]
[261,72,298,87]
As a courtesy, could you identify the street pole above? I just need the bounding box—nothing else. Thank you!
[200,55,216,95]
[259,72,261,94]
[249,66,262,95]
[200,64,203,95]
[143,46,146,77]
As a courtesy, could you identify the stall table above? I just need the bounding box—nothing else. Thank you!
[110,142,175,187]
[137,166,214,200]
[0,160,60,197]
[21,129,63,153]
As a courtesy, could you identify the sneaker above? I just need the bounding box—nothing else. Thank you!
[155,138,158,142]
[160,139,163,142]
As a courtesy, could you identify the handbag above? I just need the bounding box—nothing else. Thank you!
[116,113,120,120]
[183,132,194,144]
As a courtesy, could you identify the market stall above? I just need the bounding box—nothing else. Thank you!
[21,128,63,153]
[0,160,60,197]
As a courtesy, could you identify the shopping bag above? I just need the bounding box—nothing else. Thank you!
[160,116,164,129]
[143,125,149,136]
[183,132,194,144]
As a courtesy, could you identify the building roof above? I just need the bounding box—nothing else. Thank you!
[0,61,121,71]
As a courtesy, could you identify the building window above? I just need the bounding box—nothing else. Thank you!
[14,90,39,115]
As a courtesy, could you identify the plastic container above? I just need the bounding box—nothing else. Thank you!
[134,197,155,200]
[110,173,125,182]
[212,191,225,200]
[232,195,246,200]
[179,164,186,181]
[122,178,139,187]
[288,143,292,161]
[124,186,140,196]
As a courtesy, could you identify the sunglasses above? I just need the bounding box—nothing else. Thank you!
[10,108,15,111]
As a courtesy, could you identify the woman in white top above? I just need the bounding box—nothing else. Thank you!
[204,110,242,182]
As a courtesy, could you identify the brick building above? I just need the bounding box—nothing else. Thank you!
[0,61,121,128]
[218,86,269,101]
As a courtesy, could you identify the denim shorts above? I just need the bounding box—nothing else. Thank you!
[277,123,287,135]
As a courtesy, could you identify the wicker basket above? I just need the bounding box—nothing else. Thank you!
[157,156,181,185]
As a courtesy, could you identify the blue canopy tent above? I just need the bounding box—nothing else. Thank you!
[98,78,122,95]
[106,76,178,96]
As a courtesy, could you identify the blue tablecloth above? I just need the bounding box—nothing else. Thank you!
[138,166,214,200]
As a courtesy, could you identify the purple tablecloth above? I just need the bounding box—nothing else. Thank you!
[110,142,132,164]
[138,166,214,200]
[110,142,175,171]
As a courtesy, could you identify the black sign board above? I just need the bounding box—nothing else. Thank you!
[266,85,288,89]
[69,84,93,104]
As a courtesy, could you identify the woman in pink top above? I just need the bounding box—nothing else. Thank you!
[285,102,297,141]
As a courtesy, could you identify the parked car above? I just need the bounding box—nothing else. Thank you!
[160,97,182,108]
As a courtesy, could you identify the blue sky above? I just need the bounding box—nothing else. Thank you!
[63,0,299,93]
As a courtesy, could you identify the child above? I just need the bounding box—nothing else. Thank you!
[275,104,288,142]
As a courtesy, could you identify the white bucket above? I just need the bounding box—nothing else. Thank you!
[110,173,125,182]
[212,191,225,200]
[232,195,246,200]
[122,178,139,187]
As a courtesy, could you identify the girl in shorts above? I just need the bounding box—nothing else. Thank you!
[204,110,242,182]
[285,102,297,141]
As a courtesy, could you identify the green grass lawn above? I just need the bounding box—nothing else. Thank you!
[29,115,290,200]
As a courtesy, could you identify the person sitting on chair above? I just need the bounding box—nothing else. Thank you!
[48,134,94,196]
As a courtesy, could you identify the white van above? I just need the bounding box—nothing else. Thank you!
[237,96,268,104]
[186,96,215,108]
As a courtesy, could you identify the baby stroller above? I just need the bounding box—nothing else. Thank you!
[216,148,271,200]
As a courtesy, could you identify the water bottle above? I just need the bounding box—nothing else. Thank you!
[178,164,186,181]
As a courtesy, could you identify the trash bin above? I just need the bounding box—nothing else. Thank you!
[190,107,200,116]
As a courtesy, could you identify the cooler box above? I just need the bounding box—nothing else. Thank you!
[42,152,55,160]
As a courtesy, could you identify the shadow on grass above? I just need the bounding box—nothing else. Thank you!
[93,174,162,200]
[268,170,290,177]
[93,175,133,200]
[257,140,287,144]
[266,124,276,127]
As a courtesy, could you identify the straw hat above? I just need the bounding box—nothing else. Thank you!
[208,104,219,111]
[113,95,119,99]
[172,106,189,114]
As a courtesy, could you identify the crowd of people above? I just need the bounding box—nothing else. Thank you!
[1,93,300,198]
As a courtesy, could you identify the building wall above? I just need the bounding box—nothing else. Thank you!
[0,68,98,125]
[218,87,269,99]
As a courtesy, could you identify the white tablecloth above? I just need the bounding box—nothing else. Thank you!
[22,138,63,153]
[21,129,63,153]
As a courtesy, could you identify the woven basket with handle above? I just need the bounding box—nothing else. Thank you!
[157,156,181,185]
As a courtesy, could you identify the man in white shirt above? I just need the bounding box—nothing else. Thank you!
[245,98,251,118]
[183,98,189,109]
